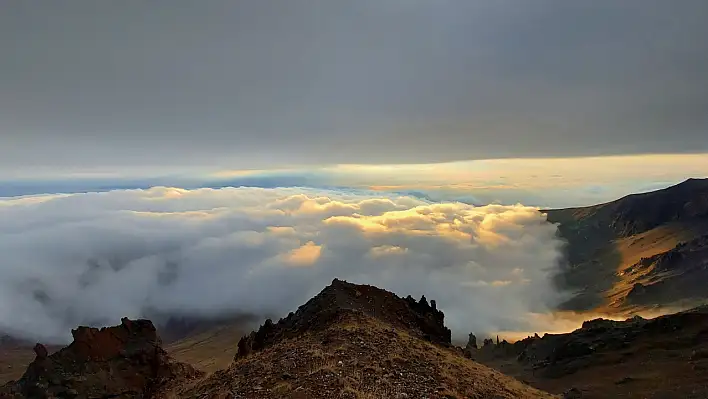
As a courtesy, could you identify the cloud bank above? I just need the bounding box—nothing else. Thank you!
[0,187,565,342]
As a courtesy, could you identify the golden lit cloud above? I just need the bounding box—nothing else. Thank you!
[267,226,297,235]
[0,186,565,342]
[284,241,322,267]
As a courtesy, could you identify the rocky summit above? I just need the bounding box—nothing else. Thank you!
[236,278,452,359]
[181,279,552,398]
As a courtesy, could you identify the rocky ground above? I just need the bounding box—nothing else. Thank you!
[474,306,708,398]
[5,278,708,398]
[1,280,553,398]
[179,310,552,398]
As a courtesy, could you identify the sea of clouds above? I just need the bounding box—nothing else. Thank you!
[0,186,566,342]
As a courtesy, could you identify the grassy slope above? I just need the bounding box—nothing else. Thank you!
[165,323,243,374]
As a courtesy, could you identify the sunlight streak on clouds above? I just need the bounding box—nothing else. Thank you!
[0,187,566,342]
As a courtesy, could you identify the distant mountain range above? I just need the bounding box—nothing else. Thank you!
[546,178,708,312]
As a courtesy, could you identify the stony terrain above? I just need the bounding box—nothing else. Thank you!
[1,280,553,398]
[475,306,708,398]
[182,310,552,399]
[178,279,552,398]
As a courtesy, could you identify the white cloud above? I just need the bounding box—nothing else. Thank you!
[0,187,565,342]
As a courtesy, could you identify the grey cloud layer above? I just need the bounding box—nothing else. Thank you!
[0,187,565,342]
[1,1,707,170]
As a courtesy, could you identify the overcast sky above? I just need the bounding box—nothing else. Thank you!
[2,1,707,173]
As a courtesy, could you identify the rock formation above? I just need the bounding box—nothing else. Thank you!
[0,318,202,398]
[466,332,477,350]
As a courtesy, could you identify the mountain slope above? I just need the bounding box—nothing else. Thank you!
[545,178,708,312]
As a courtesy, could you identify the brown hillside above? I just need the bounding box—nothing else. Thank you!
[178,279,554,398]
[545,178,708,312]
[181,310,553,399]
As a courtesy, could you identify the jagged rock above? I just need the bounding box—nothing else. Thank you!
[466,333,477,350]
[0,318,203,398]
[32,344,48,360]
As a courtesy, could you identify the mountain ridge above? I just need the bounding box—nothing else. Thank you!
[545,177,708,312]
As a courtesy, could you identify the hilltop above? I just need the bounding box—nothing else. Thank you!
[1,280,554,398]
[545,178,708,312]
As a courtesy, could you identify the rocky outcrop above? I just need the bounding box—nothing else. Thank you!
[506,307,708,378]
[236,279,452,359]
[0,318,202,398]
[466,332,478,350]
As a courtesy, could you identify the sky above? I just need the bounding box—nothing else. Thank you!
[2,1,708,173]
[0,2,707,340]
